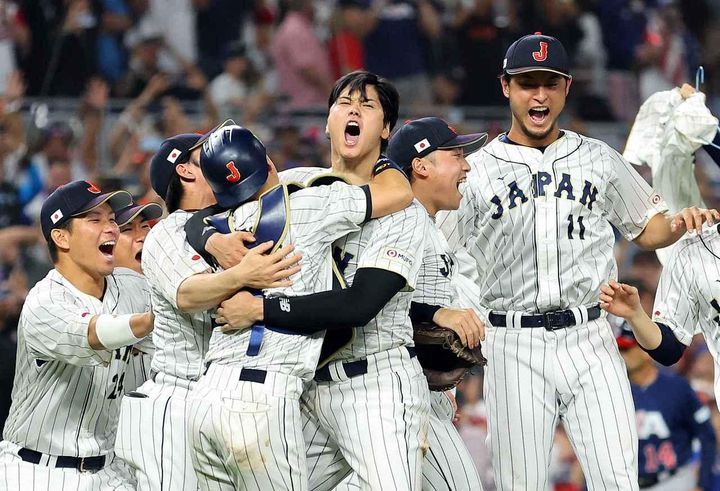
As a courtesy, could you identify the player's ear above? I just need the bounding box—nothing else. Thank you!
[176,162,197,182]
[50,228,70,251]
[500,76,510,99]
[564,76,572,95]
[381,124,390,141]
[411,157,430,178]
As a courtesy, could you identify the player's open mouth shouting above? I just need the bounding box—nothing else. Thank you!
[345,120,360,146]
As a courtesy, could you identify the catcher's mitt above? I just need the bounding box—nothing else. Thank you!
[413,322,487,391]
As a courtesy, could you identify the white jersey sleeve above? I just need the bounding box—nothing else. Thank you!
[652,239,701,345]
[142,213,213,309]
[604,148,667,241]
[20,289,110,366]
[291,182,368,242]
[356,201,427,290]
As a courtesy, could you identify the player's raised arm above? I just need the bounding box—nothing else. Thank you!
[634,206,720,250]
[599,280,685,365]
[366,157,414,217]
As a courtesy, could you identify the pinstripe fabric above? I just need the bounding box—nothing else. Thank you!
[187,182,369,490]
[205,183,368,378]
[187,366,308,491]
[280,168,431,491]
[141,211,213,381]
[436,132,656,490]
[117,211,212,491]
[2,268,149,457]
[0,441,135,490]
[653,227,720,403]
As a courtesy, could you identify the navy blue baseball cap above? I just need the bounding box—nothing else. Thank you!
[115,202,163,227]
[149,120,236,200]
[387,117,487,173]
[40,180,132,240]
[503,32,570,79]
[616,322,638,350]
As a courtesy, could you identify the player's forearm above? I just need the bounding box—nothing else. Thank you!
[176,270,243,312]
[633,214,682,250]
[368,168,414,218]
[87,312,154,350]
[623,309,662,350]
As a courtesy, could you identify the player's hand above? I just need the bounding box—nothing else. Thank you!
[432,307,485,348]
[130,311,155,338]
[679,83,696,99]
[231,242,302,290]
[599,280,643,320]
[444,390,459,423]
[215,291,263,332]
[670,207,720,234]
[206,230,255,269]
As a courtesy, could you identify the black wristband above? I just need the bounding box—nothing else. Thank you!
[410,302,442,323]
[372,157,405,177]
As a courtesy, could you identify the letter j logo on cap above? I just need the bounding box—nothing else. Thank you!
[532,41,548,62]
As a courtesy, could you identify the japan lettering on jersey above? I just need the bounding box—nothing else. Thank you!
[438,131,668,313]
[280,167,427,361]
[205,182,369,379]
[3,268,150,456]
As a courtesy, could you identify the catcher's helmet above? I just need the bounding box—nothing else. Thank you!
[200,125,269,208]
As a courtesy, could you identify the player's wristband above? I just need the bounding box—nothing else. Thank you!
[94,314,141,350]
[372,158,405,177]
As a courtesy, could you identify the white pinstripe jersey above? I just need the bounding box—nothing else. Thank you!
[141,210,213,380]
[413,206,460,309]
[205,182,369,379]
[281,168,427,361]
[653,227,720,364]
[3,268,150,456]
[438,131,668,313]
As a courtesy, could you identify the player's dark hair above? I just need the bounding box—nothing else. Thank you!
[47,220,74,263]
[164,172,184,214]
[328,70,399,151]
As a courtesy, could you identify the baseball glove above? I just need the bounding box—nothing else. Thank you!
[413,322,487,391]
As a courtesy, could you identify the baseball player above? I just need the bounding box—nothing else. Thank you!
[113,132,301,491]
[112,202,163,393]
[385,116,488,491]
[0,180,154,490]
[599,224,720,404]
[184,123,414,490]
[616,323,716,491]
[436,33,718,490]
[209,71,431,490]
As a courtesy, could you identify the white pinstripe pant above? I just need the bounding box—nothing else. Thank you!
[0,441,134,490]
[334,390,483,491]
[304,346,431,491]
[484,317,639,490]
[186,365,309,491]
[114,373,199,491]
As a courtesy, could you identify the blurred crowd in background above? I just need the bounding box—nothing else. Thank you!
[2,0,720,489]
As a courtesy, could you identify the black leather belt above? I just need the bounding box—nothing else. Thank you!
[314,346,416,382]
[488,305,601,330]
[18,447,106,472]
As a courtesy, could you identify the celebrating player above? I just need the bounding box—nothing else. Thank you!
[112,202,163,398]
[113,131,302,490]
[385,116,487,490]
[0,181,153,490]
[616,323,716,490]
[437,33,718,490]
[184,123,413,490]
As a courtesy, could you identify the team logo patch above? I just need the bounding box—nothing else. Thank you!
[280,298,291,312]
[414,138,431,153]
[86,181,101,194]
[191,254,201,261]
[167,148,182,163]
[654,310,661,317]
[383,247,413,265]
[225,161,241,183]
[532,41,548,62]
[50,209,64,224]
[649,192,662,205]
